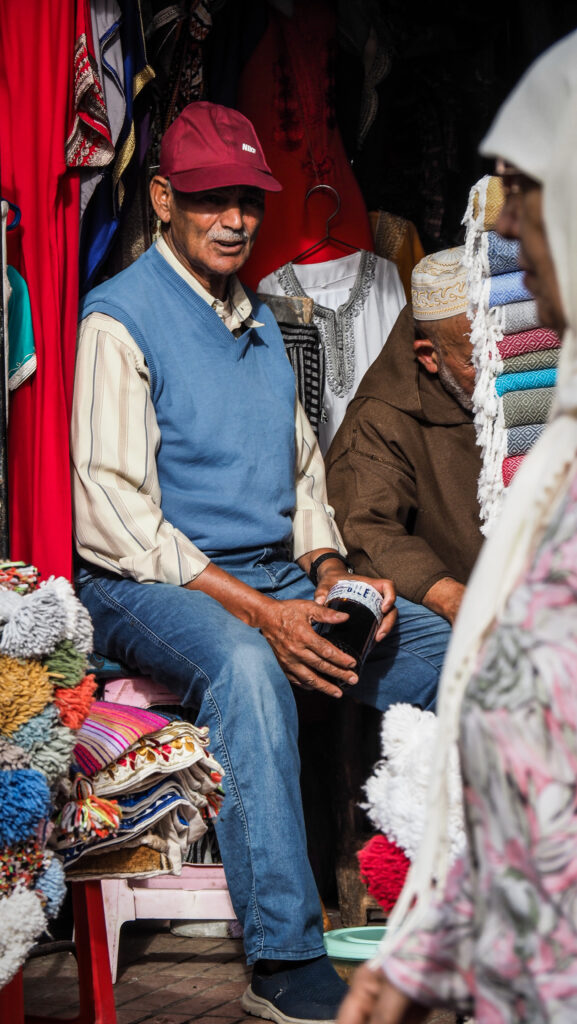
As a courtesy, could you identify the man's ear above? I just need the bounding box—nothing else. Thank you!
[150,176,172,224]
[413,337,439,375]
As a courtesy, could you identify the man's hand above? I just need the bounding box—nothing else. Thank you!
[311,559,398,645]
[186,560,361,696]
[257,596,361,697]
[258,558,397,694]
[186,556,397,697]
[337,962,429,1024]
[422,577,465,625]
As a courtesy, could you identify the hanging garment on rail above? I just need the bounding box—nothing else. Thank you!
[6,267,36,393]
[259,293,324,439]
[78,0,154,292]
[369,211,425,302]
[79,0,125,220]
[259,250,406,453]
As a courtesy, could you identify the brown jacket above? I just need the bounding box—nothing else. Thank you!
[325,305,483,604]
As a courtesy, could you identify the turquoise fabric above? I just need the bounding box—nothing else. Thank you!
[7,266,36,388]
[495,368,557,396]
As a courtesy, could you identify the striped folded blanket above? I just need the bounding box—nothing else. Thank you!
[502,455,525,487]
[492,299,540,335]
[463,175,559,534]
[488,271,533,307]
[470,175,505,231]
[54,700,224,876]
[501,348,559,374]
[502,387,554,428]
[506,422,546,456]
[498,326,559,359]
[494,368,557,396]
[481,232,520,276]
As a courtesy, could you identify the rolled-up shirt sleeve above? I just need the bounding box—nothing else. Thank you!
[71,313,209,585]
[292,398,346,560]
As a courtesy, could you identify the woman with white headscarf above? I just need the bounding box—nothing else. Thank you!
[338,28,577,1024]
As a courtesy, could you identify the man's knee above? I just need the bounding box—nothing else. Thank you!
[210,632,298,725]
[393,596,452,661]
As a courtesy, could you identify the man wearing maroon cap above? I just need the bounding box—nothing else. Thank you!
[71,102,450,1024]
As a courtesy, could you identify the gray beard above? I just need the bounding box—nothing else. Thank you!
[437,362,474,412]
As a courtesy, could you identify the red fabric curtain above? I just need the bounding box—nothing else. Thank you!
[237,0,374,291]
[0,0,82,580]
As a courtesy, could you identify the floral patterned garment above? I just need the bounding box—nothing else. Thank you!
[382,465,577,1022]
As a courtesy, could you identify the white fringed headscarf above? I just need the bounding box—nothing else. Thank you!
[376,28,577,960]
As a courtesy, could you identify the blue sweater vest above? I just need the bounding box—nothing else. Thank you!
[80,245,297,558]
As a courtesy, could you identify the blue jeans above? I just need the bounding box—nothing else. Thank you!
[75,549,450,964]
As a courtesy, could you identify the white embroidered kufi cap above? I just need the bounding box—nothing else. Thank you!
[411,246,468,321]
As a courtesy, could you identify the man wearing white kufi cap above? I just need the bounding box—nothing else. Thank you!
[327,246,483,627]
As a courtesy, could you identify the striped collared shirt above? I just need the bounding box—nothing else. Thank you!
[71,242,344,584]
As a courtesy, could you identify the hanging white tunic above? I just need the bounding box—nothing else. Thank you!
[258,250,406,453]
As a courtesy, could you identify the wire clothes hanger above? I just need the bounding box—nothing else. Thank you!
[290,184,361,264]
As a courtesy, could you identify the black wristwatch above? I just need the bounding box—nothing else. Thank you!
[308,551,355,587]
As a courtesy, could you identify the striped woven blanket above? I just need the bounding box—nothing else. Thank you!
[502,386,555,427]
[506,422,546,456]
[482,232,520,276]
[492,299,540,335]
[488,271,533,307]
[501,348,559,374]
[498,327,559,359]
[494,368,557,396]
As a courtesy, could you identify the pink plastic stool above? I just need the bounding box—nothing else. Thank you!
[99,676,236,983]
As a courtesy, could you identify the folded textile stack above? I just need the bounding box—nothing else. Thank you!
[358,704,465,915]
[53,700,224,880]
[97,674,223,865]
[463,175,560,535]
[0,568,97,989]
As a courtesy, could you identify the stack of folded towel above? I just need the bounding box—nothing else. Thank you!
[463,175,560,535]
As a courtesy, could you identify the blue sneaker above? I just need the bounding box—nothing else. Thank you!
[241,955,349,1023]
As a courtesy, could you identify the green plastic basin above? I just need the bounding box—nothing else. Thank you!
[323,925,386,964]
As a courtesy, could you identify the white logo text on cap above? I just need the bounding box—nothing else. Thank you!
[242,143,256,153]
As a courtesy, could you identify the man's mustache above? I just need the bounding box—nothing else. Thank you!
[208,228,250,243]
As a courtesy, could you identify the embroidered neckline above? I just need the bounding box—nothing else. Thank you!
[274,251,377,397]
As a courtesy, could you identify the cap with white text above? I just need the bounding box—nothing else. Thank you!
[159,101,282,194]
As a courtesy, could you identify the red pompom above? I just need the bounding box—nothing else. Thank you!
[357,833,411,915]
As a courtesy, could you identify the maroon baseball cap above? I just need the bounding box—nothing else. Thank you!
[159,101,282,194]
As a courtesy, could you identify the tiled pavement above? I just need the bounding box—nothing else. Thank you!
[22,920,457,1024]
[23,926,255,1024]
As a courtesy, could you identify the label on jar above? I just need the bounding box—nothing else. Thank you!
[325,580,383,625]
